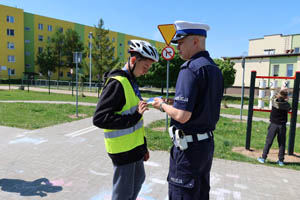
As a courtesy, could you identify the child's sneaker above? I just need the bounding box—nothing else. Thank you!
[278,160,284,166]
[257,157,265,163]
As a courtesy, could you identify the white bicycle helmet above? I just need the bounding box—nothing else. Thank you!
[128,40,159,62]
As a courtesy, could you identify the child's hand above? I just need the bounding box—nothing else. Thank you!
[137,101,149,115]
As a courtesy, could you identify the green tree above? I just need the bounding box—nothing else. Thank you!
[214,58,236,93]
[137,48,184,88]
[63,29,86,72]
[36,45,57,77]
[50,29,65,80]
[92,18,119,83]
[35,45,57,94]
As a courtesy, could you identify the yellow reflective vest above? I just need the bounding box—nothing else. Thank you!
[103,75,145,154]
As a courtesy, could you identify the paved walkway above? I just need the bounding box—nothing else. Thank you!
[0,109,300,199]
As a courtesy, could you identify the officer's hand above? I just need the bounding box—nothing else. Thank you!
[144,150,150,161]
[137,100,148,115]
[152,97,164,110]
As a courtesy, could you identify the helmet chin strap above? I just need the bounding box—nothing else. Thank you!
[128,57,137,78]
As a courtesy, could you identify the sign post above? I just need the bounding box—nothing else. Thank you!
[47,70,53,94]
[73,52,82,118]
[158,24,176,131]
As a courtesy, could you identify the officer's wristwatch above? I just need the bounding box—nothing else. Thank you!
[159,102,166,112]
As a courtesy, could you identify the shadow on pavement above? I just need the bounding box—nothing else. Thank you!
[0,178,63,197]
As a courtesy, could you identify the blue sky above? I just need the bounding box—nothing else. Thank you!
[2,0,300,58]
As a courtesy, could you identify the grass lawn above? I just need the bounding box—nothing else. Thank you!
[0,89,99,103]
[0,89,172,102]
[145,117,300,170]
[0,103,95,129]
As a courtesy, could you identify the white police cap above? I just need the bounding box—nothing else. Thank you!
[171,20,210,43]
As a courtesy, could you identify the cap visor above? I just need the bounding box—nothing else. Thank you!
[171,34,187,44]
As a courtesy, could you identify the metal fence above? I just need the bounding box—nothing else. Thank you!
[21,79,102,93]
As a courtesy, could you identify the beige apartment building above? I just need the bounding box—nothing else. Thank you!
[227,34,300,89]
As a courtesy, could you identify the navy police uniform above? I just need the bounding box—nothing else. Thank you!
[168,21,224,200]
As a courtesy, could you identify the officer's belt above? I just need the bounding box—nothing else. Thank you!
[185,132,212,142]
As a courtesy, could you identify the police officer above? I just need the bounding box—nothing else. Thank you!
[93,40,159,200]
[152,21,224,200]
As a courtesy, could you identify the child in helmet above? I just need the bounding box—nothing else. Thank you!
[93,40,159,200]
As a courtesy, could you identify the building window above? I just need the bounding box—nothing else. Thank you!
[112,47,115,52]
[7,42,15,49]
[273,65,279,76]
[25,64,31,68]
[25,40,31,44]
[48,25,52,31]
[294,47,300,54]
[48,36,51,41]
[88,42,92,49]
[38,47,43,53]
[6,16,14,23]
[59,71,64,77]
[264,49,275,55]
[8,55,15,62]
[112,37,115,42]
[7,29,14,36]
[119,43,123,47]
[119,52,123,56]
[38,35,43,41]
[59,27,63,33]
[25,27,30,31]
[287,64,294,77]
[9,69,16,75]
[38,23,43,30]
[25,52,31,56]
[67,72,72,78]
[112,56,115,60]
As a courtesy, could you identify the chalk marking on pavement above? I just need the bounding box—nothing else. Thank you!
[233,191,242,199]
[282,178,288,183]
[144,161,160,167]
[210,173,221,186]
[89,169,109,176]
[65,126,95,136]
[149,178,167,185]
[234,183,248,190]
[65,126,98,138]
[211,188,232,200]
[226,174,240,179]
[9,137,48,145]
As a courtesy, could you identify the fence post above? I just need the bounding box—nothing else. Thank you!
[246,70,256,150]
[288,71,300,155]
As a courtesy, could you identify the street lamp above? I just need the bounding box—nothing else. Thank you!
[89,32,93,91]
[240,52,247,121]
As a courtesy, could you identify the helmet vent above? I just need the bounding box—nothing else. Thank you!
[142,46,151,56]
[148,46,156,56]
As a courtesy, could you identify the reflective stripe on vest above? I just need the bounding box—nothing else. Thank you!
[104,119,143,139]
[102,75,145,154]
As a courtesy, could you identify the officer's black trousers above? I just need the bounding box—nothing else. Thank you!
[168,137,214,200]
[262,123,286,162]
